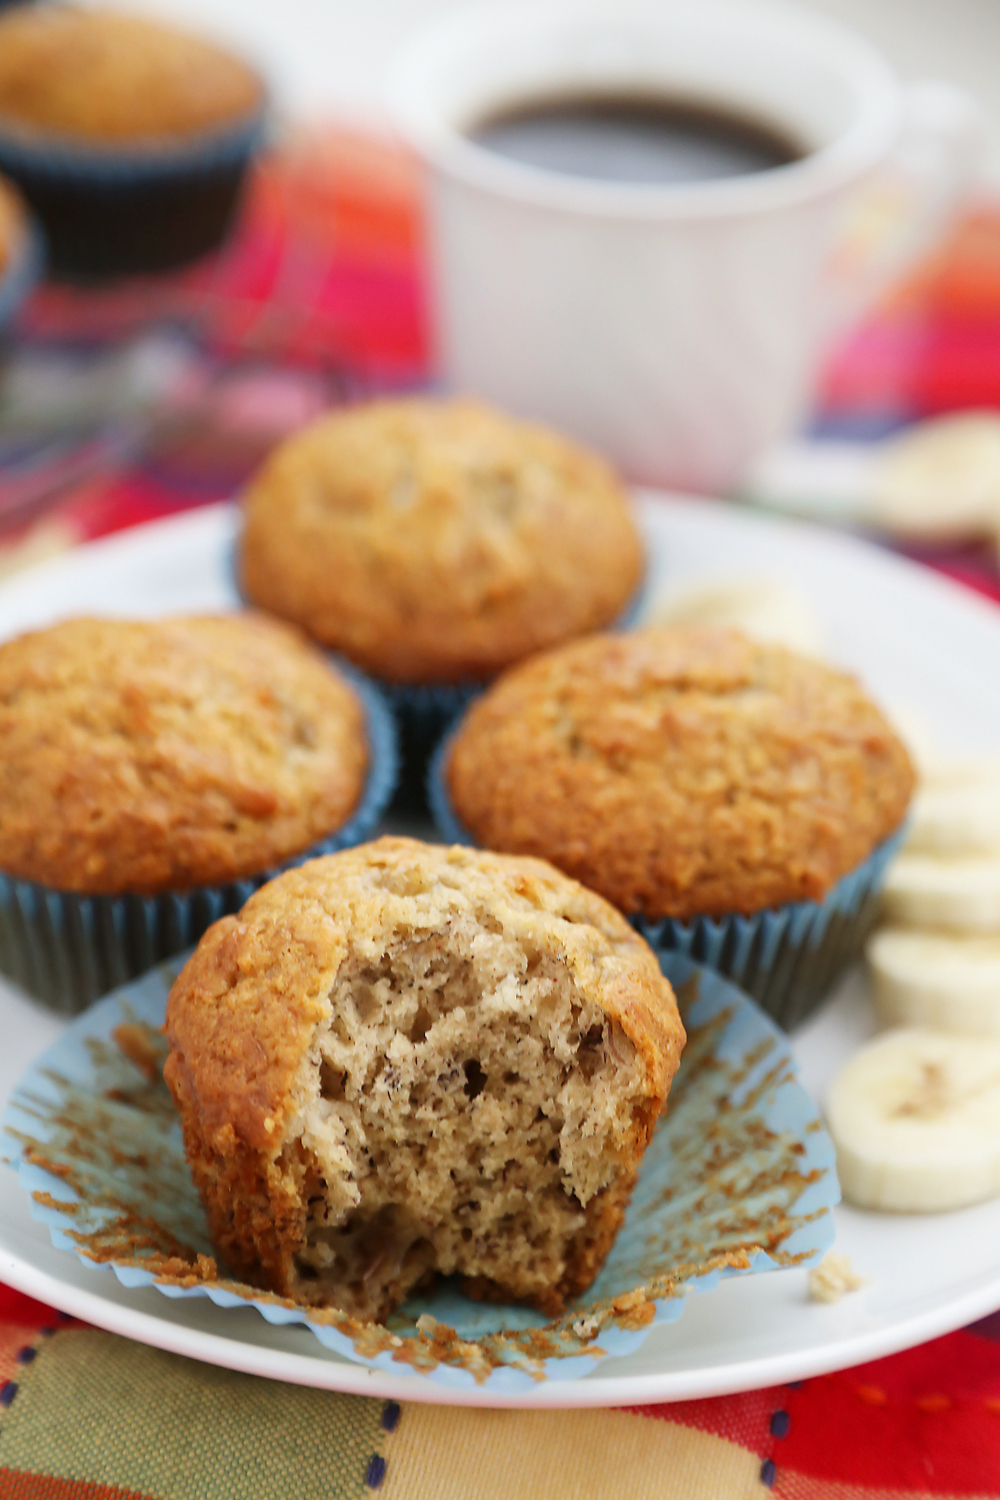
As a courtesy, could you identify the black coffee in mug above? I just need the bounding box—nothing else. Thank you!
[468,93,805,184]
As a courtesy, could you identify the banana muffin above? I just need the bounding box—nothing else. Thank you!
[0,613,370,895]
[0,170,37,334]
[444,626,913,918]
[0,7,263,145]
[0,174,26,280]
[239,397,644,686]
[0,171,39,334]
[164,836,684,1321]
[0,6,265,276]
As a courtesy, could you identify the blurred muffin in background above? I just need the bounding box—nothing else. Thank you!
[0,169,40,331]
[0,5,266,277]
[241,397,644,684]
[239,396,645,788]
[0,173,26,275]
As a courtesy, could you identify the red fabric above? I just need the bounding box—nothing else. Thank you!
[629,1330,1000,1492]
[0,1468,147,1500]
[0,1285,64,1330]
[772,1332,1000,1492]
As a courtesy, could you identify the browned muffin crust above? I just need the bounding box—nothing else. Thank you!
[446,626,916,921]
[164,837,684,1320]
[239,397,644,684]
[0,173,27,277]
[0,613,368,895]
[0,7,263,146]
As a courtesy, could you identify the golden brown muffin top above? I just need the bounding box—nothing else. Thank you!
[0,173,27,278]
[0,613,368,895]
[0,7,263,146]
[164,835,684,1160]
[446,626,916,921]
[239,397,645,684]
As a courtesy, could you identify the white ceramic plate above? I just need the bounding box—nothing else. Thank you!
[2,494,1000,1409]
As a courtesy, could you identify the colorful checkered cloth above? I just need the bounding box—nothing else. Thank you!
[5,1283,1000,1498]
[3,125,1000,1499]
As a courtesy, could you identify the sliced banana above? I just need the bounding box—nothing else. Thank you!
[906,763,1000,854]
[648,576,824,655]
[868,927,1000,1034]
[867,412,1000,542]
[826,1027,1000,1211]
[922,754,1000,790]
[881,851,1000,932]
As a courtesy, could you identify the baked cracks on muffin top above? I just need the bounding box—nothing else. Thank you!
[0,613,369,895]
[444,624,915,922]
[238,397,645,685]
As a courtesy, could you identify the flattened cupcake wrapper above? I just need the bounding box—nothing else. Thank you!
[0,108,267,278]
[0,220,42,330]
[0,666,399,1015]
[428,727,905,1030]
[2,952,838,1394]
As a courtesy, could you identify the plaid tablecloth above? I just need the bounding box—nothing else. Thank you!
[3,124,1000,1500]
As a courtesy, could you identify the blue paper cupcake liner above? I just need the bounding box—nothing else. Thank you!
[2,952,838,1394]
[428,725,905,1030]
[631,829,906,1031]
[381,578,651,809]
[0,107,267,279]
[0,666,398,1015]
[230,515,650,814]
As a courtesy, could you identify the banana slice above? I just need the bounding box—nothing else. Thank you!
[826,1027,1000,1211]
[881,851,1000,932]
[868,927,1000,1034]
[906,764,1000,854]
[647,576,824,656]
[868,412,1000,542]
[923,755,1000,791]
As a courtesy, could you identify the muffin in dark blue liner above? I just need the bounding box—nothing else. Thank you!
[0,666,398,1015]
[0,108,267,279]
[427,724,906,1032]
[383,580,650,810]
[231,510,648,812]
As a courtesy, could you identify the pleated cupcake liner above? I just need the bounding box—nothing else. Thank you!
[0,108,267,279]
[428,725,905,1030]
[631,829,905,1030]
[382,578,652,811]
[0,666,398,1015]
[0,219,42,332]
[379,678,483,813]
[230,509,650,814]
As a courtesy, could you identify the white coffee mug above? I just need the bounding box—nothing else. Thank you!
[389,0,981,493]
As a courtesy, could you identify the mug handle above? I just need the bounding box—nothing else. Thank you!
[819,80,986,351]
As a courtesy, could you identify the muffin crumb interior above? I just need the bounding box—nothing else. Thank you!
[287,884,641,1321]
[165,838,683,1325]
